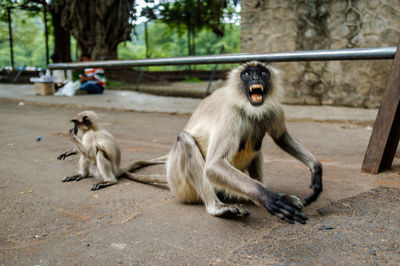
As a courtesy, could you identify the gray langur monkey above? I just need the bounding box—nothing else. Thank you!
[162,61,322,224]
[57,111,167,191]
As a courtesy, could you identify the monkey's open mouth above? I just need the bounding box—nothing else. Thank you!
[248,84,265,105]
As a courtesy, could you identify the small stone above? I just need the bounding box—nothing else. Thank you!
[319,225,335,230]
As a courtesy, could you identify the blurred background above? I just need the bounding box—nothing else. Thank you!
[1,0,399,108]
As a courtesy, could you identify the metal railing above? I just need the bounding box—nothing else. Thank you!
[47,47,397,70]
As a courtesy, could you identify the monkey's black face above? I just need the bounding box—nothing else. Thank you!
[70,116,91,135]
[240,66,271,106]
[70,120,79,135]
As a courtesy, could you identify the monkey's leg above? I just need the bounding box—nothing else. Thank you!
[78,155,90,179]
[62,155,92,182]
[274,131,323,206]
[167,131,249,218]
[91,151,118,191]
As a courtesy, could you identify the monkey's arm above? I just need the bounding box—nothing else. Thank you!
[205,129,307,224]
[273,131,323,206]
[69,135,91,159]
[57,148,78,160]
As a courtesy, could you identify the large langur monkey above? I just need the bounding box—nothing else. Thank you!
[164,61,322,224]
[58,111,167,191]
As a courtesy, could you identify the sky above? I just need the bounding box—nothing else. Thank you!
[135,0,159,24]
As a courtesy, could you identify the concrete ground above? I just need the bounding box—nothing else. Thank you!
[0,84,399,265]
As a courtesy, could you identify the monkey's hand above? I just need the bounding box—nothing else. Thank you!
[69,127,77,137]
[304,166,323,206]
[57,152,69,160]
[57,149,77,160]
[69,130,80,145]
[258,186,308,224]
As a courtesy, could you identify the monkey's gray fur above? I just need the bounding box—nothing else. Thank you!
[163,61,322,224]
[58,111,167,191]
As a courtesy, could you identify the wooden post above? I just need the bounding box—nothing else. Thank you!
[362,41,400,174]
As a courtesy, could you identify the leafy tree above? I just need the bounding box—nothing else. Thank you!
[0,7,49,68]
[0,0,68,66]
[1,0,137,64]
[156,0,238,57]
[117,20,240,71]
[62,0,136,60]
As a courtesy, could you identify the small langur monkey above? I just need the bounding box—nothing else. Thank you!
[58,111,166,191]
[147,61,322,224]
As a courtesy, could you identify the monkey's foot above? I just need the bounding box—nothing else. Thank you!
[91,181,116,191]
[207,203,250,218]
[62,174,86,182]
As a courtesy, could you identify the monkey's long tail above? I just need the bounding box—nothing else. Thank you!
[120,154,169,186]
[122,172,168,185]
[124,154,169,173]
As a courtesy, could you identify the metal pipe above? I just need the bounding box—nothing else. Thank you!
[48,46,397,70]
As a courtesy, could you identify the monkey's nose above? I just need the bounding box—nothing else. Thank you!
[252,73,260,80]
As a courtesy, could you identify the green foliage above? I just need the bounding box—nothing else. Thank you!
[0,1,241,71]
[0,9,50,68]
[157,0,234,37]
[117,20,240,71]
[155,0,238,58]
[183,76,201,83]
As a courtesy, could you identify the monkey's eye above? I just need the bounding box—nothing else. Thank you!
[243,72,251,78]
[261,71,267,76]
[82,116,91,126]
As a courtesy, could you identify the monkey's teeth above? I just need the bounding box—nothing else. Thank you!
[249,84,264,92]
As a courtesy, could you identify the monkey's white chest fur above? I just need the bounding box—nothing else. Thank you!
[81,136,98,163]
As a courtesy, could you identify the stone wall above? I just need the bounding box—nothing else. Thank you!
[241,0,400,108]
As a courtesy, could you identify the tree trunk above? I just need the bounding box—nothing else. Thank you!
[62,0,134,60]
[7,7,14,68]
[144,21,150,58]
[192,26,196,56]
[43,6,50,65]
[49,4,71,62]
[186,13,192,56]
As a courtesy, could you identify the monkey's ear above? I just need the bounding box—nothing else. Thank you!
[82,116,91,126]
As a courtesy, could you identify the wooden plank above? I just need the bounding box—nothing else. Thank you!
[362,41,400,174]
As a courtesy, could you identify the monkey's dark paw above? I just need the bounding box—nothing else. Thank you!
[91,181,116,191]
[57,153,68,160]
[304,184,322,206]
[207,203,250,218]
[260,188,308,224]
[69,128,75,136]
[304,165,323,206]
[62,174,82,182]
[304,176,323,206]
